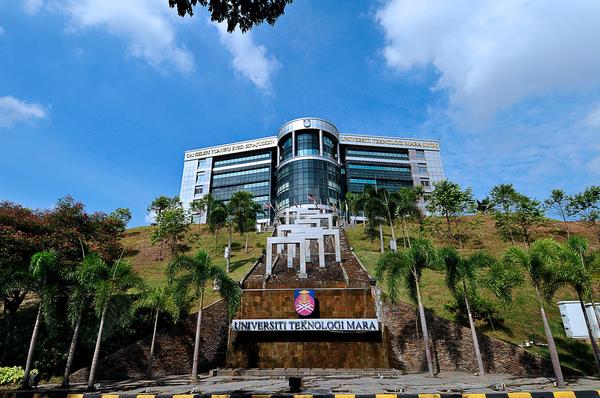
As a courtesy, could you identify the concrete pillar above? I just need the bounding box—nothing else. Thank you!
[292,131,296,157]
[277,145,280,166]
[319,129,323,156]
[266,240,273,275]
[334,232,341,263]
[318,237,325,267]
[299,240,307,278]
[287,243,295,268]
[337,142,340,162]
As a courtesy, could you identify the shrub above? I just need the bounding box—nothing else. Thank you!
[0,366,24,387]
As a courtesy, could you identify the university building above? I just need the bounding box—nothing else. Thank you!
[179,117,444,223]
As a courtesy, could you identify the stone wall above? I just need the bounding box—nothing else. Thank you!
[226,287,389,368]
[69,300,229,382]
[384,301,570,375]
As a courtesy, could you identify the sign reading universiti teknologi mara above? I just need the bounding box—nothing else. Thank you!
[231,318,379,332]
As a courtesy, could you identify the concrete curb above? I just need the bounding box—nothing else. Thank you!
[1,392,600,398]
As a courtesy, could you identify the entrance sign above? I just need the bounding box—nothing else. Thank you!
[231,318,379,332]
[294,289,315,316]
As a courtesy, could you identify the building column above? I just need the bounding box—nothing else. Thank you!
[319,129,323,156]
[266,239,273,275]
[299,240,307,278]
[292,131,296,157]
[277,145,280,166]
[337,142,341,162]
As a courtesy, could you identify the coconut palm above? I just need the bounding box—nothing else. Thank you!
[549,239,600,374]
[167,249,241,382]
[503,239,565,387]
[87,255,141,391]
[394,187,423,249]
[440,248,522,376]
[344,192,360,225]
[375,238,438,376]
[62,253,106,387]
[22,250,60,388]
[131,283,183,378]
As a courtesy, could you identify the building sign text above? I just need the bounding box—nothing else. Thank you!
[231,318,379,332]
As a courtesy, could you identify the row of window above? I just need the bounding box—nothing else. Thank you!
[346,149,409,159]
[213,152,270,168]
[347,163,411,173]
[213,166,270,179]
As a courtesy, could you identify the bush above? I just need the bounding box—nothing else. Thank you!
[0,366,39,387]
[0,366,21,386]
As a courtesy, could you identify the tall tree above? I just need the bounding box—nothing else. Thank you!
[168,250,241,382]
[61,253,105,387]
[151,198,190,260]
[147,196,178,224]
[207,201,228,250]
[131,283,182,378]
[427,180,475,246]
[358,186,390,253]
[0,202,44,362]
[490,184,519,244]
[503,240,566,387]
[568,186,600,243]
[22,250,61,388]
[375,238,438,376]
[189,193,216,224]
[228,191,261,254]
[545,189,571,238]
[565,236,600,327]
[86,256,141,390]
[512,193,546,247]
[169,0,293,32]
[394,187,423,249]
[440,248,522,376]
[344,192,360,226]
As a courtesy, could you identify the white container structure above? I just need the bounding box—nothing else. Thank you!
[557,300,600,339]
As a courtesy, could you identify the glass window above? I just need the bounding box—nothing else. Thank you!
[416,150,425,159]
[418,164,427,174]
[421,179,430,187]
[213,152,270,168]
[296,131,320,156]
[196,172,205,183]
[194,186,203,195]
[213,167,270,179]
[347,163,410,173]
[281,136,293,160]
[323,134,336,159]
[347,149,408,160]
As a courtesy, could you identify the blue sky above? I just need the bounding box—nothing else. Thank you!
[1,0,599,227]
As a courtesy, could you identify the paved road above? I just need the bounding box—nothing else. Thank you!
[53,372,600,394]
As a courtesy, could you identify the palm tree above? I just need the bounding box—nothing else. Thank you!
[131,283,183,378]
[208,201,228,250]
[358,186,389,253]
[503,239,565,387]
[549,239,600,374]
[565,235,600,327]
[344,192,360,226]
[394,187,423,249]
[375,238,437,376]
[440,248,522,376]
[62,253,105,387]
[167,249,241,382]
[22,250,60,389]
[228,191,261,254]
[87,255,141,391]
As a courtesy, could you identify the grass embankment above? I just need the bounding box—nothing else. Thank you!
[123,216,599,374]
[122,224,269,306]
[345,215,599,375]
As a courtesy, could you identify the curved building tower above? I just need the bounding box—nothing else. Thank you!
[275,118,342,211]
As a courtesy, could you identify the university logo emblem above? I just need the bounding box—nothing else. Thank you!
[294,289,315,316]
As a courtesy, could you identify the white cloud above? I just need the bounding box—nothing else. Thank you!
[23,0,44,15]
[376,0,600,125]
[0,96,48,128]
[215,22,280,92]
[63,0,194,74]
[584,101,600,128]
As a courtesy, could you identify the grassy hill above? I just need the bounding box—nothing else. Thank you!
[122,215,599,374]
